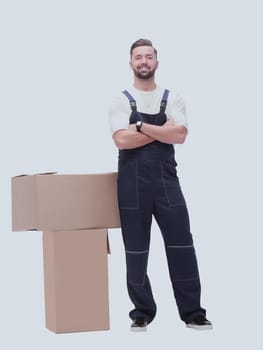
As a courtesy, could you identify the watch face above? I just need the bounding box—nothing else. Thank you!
[136,121,142,132]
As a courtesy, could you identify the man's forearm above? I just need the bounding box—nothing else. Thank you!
[141,122,187,144]
[113,129,155,150]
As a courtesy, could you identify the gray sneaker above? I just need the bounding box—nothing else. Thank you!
[186,315,213,330]
[130,317,147,332]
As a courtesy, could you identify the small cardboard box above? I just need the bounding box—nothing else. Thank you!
[11,172,121,231]
[43,229,110,333]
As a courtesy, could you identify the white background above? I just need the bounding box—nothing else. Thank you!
[1,0,262,349]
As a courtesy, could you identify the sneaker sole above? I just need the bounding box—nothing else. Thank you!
[130,326,147,332]
[186,324,213,330]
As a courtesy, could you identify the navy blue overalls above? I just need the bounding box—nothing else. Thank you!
[117,89,206,324]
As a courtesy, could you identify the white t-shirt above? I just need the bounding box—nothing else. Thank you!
[109,85,188,136]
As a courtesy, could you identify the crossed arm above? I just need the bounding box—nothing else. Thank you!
[112,119,188,150]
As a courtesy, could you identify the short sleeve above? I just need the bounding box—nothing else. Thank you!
[166,91,188,129]
[108,96,130,135]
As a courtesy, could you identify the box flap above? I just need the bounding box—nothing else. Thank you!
[13,172,57,178]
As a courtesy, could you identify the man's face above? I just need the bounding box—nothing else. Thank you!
[130,46,158,80]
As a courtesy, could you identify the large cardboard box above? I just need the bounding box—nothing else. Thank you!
[43,229,110,333]
[11,172,121,231]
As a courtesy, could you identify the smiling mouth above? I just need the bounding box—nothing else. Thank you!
[138,64,150,70]
[138,68,150,73]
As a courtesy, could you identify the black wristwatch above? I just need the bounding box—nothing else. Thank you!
[136,121,143,132]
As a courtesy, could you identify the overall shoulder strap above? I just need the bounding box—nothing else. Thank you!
[160,89,170,113]
[122,90,137,111]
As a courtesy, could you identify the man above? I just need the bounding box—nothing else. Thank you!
[109,39,212,332]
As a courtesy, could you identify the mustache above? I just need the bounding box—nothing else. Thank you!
[137,63,151,69]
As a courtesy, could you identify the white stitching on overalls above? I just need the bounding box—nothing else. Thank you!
[160,162,171,206]
[119,160,139,209]
[167,245,193,248]
[126,250,148,254]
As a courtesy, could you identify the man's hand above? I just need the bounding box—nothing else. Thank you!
[140,119,188,144]
[112,126,155,150]
[129,119,175,131]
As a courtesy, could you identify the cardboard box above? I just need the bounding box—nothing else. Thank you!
[11,172,121,231]
[43,229,110,333]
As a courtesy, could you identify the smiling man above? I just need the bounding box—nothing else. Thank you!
[109,38,212,332]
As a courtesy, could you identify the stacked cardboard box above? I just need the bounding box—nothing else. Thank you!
[11,172,121,333]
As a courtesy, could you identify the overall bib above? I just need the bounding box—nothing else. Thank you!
[117,89,206,324]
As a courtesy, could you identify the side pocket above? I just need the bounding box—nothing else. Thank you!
[161,161,186,207]
[117,160,139,209]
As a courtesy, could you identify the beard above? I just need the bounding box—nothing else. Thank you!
[133,64,156,80]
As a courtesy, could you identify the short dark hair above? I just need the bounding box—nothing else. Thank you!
[130,38,157,57]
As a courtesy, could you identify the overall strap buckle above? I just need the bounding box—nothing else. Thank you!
[160,89,170,113]
[122,90,137,111]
